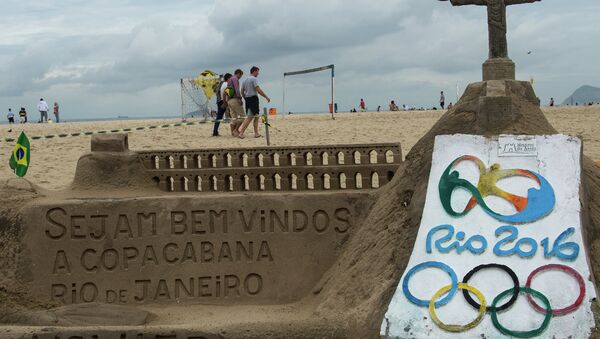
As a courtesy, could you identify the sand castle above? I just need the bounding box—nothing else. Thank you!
[2,0,600,338]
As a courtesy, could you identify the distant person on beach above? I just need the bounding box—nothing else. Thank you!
[377,105,381,112]
[7,108,15,124]
[440,91,445,110]
[225,69,244,137]
[359,99,366,112]
[549,98,555,107]
[447,102,453,110]
[37,98,49,123]
[389,101,399,111]
[213,73,232,137]
[238,66,271,139]
[53,102,60,123]
[19,107,27,123]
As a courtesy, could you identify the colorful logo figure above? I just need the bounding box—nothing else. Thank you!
[439,155,555,224]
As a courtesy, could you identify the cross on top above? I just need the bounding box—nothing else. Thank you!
[441,0,541,59]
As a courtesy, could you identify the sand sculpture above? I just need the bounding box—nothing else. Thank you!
[0,135,404,337]
[2,1,600,338]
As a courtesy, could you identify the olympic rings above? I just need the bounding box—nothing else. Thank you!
[490,287,552,338]
[429,283,487,332]
[462,264,519,312]
[402,261,458,307]
[525,264,586,316]
[402,261,588,335]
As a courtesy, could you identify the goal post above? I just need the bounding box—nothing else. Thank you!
[283,64,335,120]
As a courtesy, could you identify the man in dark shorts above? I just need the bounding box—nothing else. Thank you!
[7,108,15,124]
[440,91,445,110]
[237,66,270,139]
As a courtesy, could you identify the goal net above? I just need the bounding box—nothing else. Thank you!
[283,64,335,119]
[180,70,221,120]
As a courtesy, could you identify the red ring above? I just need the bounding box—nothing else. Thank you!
[525,264,586,316]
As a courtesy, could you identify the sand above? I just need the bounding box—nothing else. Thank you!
[1,106,599,190]
[4,81,600,337]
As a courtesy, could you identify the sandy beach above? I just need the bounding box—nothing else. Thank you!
[1,105,599,191]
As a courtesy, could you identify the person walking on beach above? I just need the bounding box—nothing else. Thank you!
[19,107,27,123]
[37,98,49,123]
[238,66,270,139]
[549,97,555,107]
[440,91,445,110]
[53,102,60,123]
[359,99,366,112]
[213,73,232,136]
[7,108,15,124]
[225,69,244,137]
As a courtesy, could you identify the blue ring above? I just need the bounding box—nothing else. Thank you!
[402,261,458,307]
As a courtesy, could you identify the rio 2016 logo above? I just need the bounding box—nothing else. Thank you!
[438,155,555,224]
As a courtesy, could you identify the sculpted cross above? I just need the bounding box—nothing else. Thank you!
[442,0,540,59]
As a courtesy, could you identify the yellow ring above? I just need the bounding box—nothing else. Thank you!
[428,282,487,332]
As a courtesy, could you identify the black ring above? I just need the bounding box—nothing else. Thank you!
[462,263,519,312]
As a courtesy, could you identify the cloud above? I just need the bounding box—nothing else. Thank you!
[0,0,599,118]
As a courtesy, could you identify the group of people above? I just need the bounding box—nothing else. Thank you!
[358,91,451,113]
[6,98,60,124]
[212,66,270,138]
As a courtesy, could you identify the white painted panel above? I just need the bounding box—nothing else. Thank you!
[381,134,596,339]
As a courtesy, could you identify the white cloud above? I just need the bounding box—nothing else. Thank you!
[0,0,598,118]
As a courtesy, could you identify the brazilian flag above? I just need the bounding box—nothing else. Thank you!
[9,132,30,177]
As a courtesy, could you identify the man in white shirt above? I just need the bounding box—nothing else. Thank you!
[237,66,270,139]
[37,98,49,123]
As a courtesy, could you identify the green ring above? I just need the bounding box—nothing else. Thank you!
[490,287,552,338]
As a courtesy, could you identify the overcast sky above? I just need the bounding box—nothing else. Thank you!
[1,0,598,119]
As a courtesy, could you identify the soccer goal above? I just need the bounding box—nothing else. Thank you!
[283,64,335,119]
[180,70,221,120]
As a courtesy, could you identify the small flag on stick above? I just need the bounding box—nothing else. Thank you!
[9,132,30,177]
